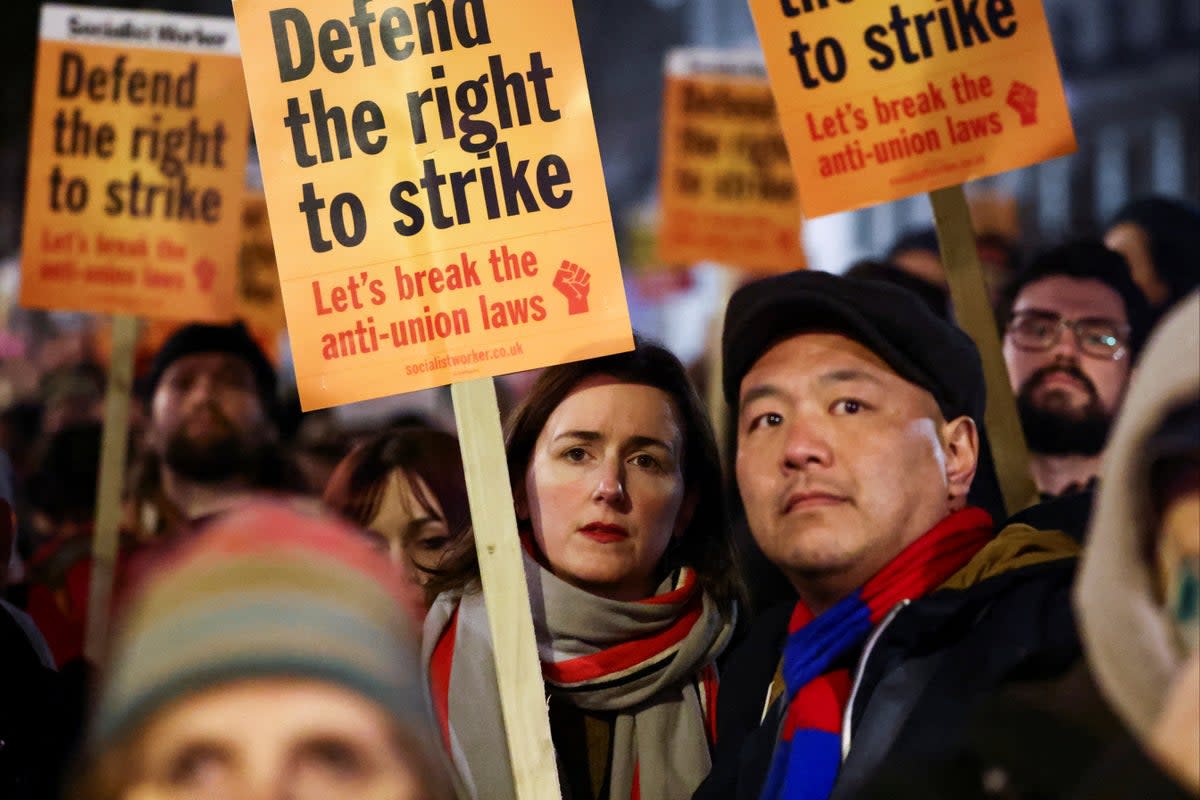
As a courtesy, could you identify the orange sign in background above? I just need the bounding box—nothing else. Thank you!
[232,0,632,410]
[746,0,1076,218]
[21,5,249,320]
[237,191,286,334]
[658,50,806,273]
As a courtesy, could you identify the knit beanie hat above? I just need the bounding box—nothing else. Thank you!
[90,502,428,750]
[143,321,277,414]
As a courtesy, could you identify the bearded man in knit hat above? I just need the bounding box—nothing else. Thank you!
[131,321,302,538]
[693,271,1081,800]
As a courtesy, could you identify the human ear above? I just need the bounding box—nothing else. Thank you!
[942,416,979,508]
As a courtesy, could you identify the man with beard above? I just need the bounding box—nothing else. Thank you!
[1002,241,1152,500]
[131,321,301,538]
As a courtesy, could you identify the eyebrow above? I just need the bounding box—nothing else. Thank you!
[552,430,676,452]
[740,369,885,411]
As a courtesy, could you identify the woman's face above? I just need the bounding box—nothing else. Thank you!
[128,678,423,800]
[366,470,452,585]
[520,376,690,601]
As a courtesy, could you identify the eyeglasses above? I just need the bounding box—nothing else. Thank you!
[1006,310,1130,361]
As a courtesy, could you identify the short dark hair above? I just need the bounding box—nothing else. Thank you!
[429,339,741,618]
[1000,239,1155,358]
[1107,195,1200,308]
[886,227,940,259]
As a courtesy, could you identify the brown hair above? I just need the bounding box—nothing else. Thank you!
[428,339,741,618]
[323,428,470,579]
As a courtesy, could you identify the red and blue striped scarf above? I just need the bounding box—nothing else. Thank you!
[758,507,993,800]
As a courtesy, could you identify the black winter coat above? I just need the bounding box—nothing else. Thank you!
[692,558,1080,800]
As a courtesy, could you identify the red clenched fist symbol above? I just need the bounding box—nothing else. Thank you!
[193,258,216,292]
[1006,81,1038,126]
[554,260,591,315]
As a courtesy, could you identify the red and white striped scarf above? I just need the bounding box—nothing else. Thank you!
[423,553,734,800]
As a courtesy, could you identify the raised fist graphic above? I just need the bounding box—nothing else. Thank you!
[1006,81,1039,126]
[553,260,591,315]
[193,258,217,292]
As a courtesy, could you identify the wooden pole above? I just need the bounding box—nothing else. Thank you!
[929,185,1038,516]
[84,313,139,662]
[451,378,561,800]
[705,266,739,468]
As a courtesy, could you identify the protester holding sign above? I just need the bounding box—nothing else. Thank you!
[423,340,739,800]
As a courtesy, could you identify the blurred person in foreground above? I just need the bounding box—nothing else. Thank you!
[23,422,104,666]
[1,447,75,800]
[323,426,470,609]
[694,270,1080,800]
[1105,196,1200,312]
[1075,291,1200,796]
[70,501,453,800]
[128,321,303,539]
[1001,240,1153,503]
[425,339,739,800]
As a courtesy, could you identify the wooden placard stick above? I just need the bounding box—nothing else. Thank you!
[451,377,562,800]
[930,185,1038,516]
[705,266,740,468]
[84,313,139,662]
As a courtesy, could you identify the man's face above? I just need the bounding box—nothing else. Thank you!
[1003,276,1132,455]
[150,353,272,483]
[735,333,972,597]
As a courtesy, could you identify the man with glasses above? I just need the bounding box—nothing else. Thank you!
[1001,240,1153,499]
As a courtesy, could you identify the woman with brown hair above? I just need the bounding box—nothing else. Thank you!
[323,427,470,607]
[424,339,741,800]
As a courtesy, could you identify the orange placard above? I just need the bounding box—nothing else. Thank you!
[232,0,632,410]
[658,49,806,273]
[237,190,286,333]
[20,5,250,320]
[746,0,1076,218]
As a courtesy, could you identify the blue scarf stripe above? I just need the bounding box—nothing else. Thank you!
[761,729,841,800]
[781,597,871,693]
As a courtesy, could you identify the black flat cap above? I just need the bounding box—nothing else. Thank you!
[722,270,985,424]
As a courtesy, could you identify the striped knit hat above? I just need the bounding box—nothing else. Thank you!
[90,501,428,749]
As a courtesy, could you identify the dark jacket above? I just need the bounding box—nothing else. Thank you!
[693,540,1080,800]
[0,600,76,800]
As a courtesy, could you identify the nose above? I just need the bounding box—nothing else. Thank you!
[592,458,627,506]
[183,373,220,407]
[1048,322,1083,361]
[781,415,833,473]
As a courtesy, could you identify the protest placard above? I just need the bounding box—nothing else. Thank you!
[233,0,633,411]
[658,49,806,272]
[21,4,249,320]
[237,190,287,334]
[746,0,1076,218]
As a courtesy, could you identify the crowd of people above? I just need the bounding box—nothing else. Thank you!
[0,194,1197,800]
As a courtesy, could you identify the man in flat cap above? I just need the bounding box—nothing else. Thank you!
[694,271,1081,800]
